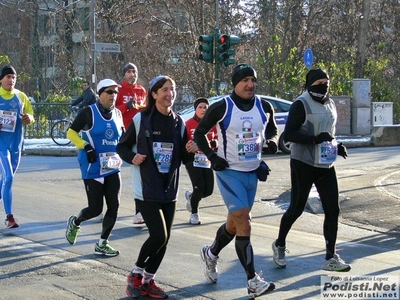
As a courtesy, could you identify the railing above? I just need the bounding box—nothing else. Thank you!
[24,103,70,139]
[24,102,192,139]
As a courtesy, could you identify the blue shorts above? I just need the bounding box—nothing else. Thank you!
[216,169,258,213]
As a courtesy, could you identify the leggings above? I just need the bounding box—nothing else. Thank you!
[75,172,121,240]
[185,163,214,213]
[135,200,176,274]
[0,150,21,215]
[277,159,339,258]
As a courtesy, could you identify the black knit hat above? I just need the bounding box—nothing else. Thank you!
[193,97,209,109]
[0,65,17,81]
[305,68,329,89]
[231,64,257,87]
[122,63,137,75]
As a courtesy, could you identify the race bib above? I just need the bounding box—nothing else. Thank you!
[99,152,122,175]
[193,151,211,168]
[235,132,261,161]
[153,142,173,173]
[318,141,338,164]
[0,110,17,132]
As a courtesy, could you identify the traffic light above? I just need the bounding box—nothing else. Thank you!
[216,34,229,63]
[216,34,241,67]
[198,35,214,64]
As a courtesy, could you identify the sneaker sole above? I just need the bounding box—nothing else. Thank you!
[200,247,217,284]
[6,223,19,228]
[322,266,351,272]
[94,250,120,257]
[248,282,275,299]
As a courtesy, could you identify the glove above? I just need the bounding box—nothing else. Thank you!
[314,132,334,144]
[265,140,278,154]
[208,153,229,171]
[126,98,135,109]
[338,142,348,159]
[84,144,97,163]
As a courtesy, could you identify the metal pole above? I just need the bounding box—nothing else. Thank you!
[90,0,96,88]
[214,0,220,95]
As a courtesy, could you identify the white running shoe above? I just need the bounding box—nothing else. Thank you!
[189,213,201,225]
[247,272,275,299]
[322,253,351,272]
[200,245,218,283]
[132,212,145,224]
[185,190,192,212]
[272,241,287,268]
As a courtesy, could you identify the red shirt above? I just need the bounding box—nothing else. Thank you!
[185,116,218,150]
[116,80,147,129]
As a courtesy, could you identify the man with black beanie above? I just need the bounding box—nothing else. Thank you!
[115,62,147,225]
[0,65,35,228]
[194,63,277,298]
[271,68,350,272]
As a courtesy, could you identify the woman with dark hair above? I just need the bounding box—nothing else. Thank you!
[117,75,197,299]
[184,97,218,225]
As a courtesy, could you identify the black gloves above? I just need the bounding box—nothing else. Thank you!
[208,153,229,171]
[84,144,97,163]
[265,140,278,154]
[126,98,135,109]
[338,142,348,159]
[314,132,334,144]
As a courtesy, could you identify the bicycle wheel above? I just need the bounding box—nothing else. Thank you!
[51,120,72,146]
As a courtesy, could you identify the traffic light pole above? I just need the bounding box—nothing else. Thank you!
[214,27,220,95]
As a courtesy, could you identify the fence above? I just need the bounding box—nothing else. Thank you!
[24,103,70,139]
[24,102,191,139]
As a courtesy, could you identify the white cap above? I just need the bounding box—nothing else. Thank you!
[96,79,121,93]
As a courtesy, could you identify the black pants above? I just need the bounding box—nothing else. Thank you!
[135,200,176,274]
[185,163,214,213]
[277,159,339,258]
[77,172,121,240]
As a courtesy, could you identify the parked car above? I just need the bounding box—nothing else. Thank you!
[177,94,292,154]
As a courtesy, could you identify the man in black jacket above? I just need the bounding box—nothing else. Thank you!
[70,80,96,109]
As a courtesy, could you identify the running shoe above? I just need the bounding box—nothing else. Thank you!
[126,273,143,299]
[65,215,80,245]
[189,213,201,225]
[322,253,351,272]
[185,190,192,212]
[5,214,19,228]
[94,240,120,256]
[133,212,145,224]
[140,279,168,299]
[200,245,218,283]
[272,241,287,268]
[247,271,275,299]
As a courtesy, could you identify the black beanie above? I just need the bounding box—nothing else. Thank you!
[194,97,209,109]
[122,63,137,75]
[305,68,329,89]
[231,64,257,87]
[0,65,17,81]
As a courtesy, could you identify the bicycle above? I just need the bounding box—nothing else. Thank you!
[50,106,79,146]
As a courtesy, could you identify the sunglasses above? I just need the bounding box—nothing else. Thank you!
[104,90,118,94]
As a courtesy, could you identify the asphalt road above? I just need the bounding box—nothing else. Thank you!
[0,146,399,300]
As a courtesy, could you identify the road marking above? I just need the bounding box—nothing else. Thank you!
[374,170,400,200]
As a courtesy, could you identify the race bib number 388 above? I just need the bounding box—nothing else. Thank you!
[236,132,261,161]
